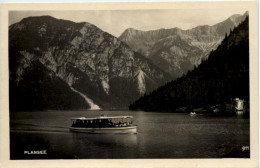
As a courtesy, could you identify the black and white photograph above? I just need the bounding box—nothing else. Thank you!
[0,1,258,168]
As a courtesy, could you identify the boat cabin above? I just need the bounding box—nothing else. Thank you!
[71,116,134,128]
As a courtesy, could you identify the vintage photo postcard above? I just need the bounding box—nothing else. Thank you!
[0,1,258,168]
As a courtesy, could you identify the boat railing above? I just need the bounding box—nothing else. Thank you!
[71,117,134,128]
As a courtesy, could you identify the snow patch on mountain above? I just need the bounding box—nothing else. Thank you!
[101,80,110,94]
[70,86,101,110]
[137,70,146,94]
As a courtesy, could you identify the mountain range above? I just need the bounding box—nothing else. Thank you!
[9,12,248,111]
[129,16,249,112]
[9,16,170,111]
[119,12,248,79]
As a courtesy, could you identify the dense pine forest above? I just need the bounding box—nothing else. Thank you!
[129,17,249,112]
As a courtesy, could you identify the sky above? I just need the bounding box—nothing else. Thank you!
[9,9,247,37]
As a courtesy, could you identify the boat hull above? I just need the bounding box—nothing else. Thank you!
[69,126,137,134]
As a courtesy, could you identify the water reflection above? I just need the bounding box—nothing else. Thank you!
[236,111,249,118]
[71,132,137,146]
[70,133,138,158]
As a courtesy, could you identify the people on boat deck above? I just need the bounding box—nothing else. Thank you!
[72,118,133,127]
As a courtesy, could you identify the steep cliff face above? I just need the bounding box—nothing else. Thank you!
[119,12,248,79]
[129,17,249,112]
[9,16,170,111]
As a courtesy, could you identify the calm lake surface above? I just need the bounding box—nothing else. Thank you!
[10,110,249,159]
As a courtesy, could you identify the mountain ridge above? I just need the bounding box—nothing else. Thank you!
[129,16,249,112]
[9,15,171,111]
[120,12,248,37]
[119,12,248,79]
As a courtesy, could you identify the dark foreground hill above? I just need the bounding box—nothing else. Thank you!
[129,17,249,112]
[9,16,171,111]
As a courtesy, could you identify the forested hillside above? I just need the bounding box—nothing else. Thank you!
[129,17,249,112]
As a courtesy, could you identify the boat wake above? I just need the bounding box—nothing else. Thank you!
[10,122,70,134]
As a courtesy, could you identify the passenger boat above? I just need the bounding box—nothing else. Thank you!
[69,115,137,134]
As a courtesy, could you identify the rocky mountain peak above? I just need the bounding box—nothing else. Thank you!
[125,27,139,33]
[243,11,249,16]
[129,17,249,112]
[229,14,242,22]
[119,12,248,79]
[9,15,171,110]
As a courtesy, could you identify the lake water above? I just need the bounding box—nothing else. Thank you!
[10,110,250,159]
